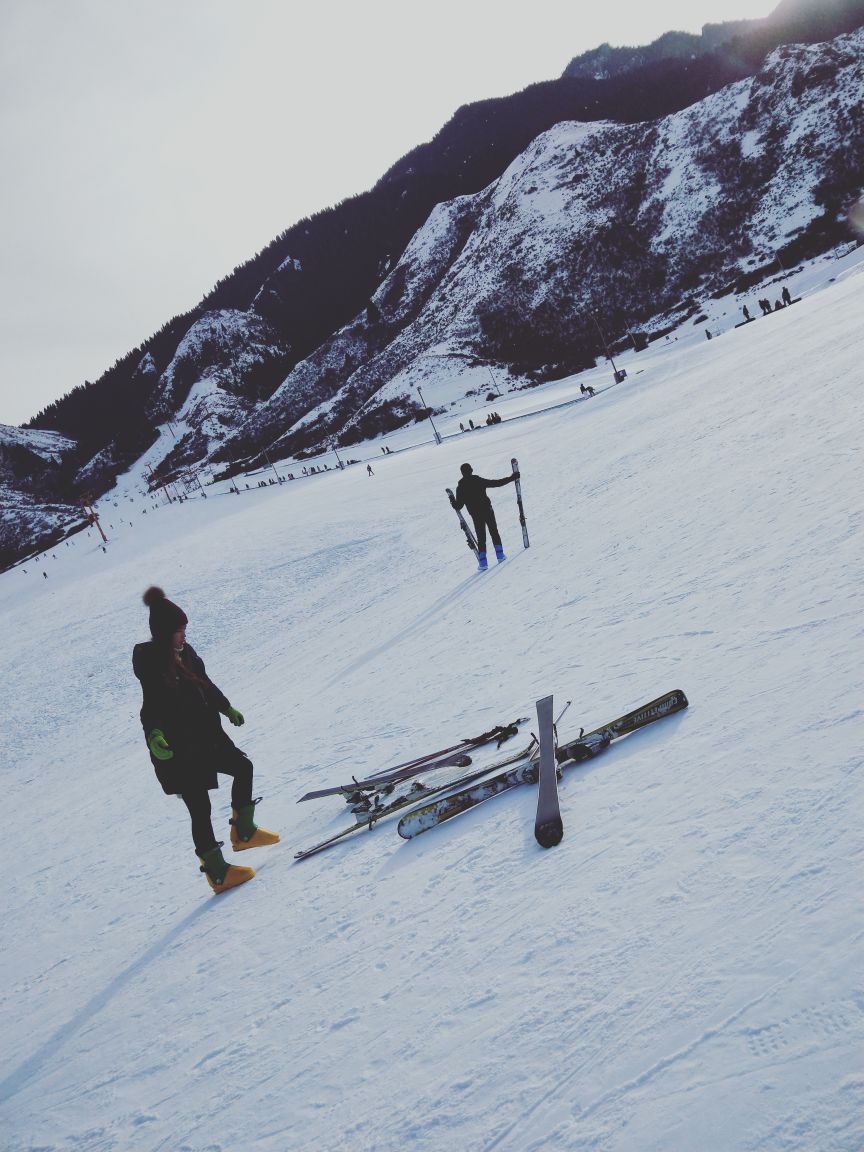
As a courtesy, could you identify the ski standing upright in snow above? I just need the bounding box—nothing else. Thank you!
[534,694,562,848]
[446,488,479,554]
[512,458,529,549]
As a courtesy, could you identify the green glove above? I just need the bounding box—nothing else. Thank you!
[147,729,173,760]
[225,706,245,727]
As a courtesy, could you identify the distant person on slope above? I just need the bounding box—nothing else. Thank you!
[132,586,279,894]
[452,462,518,570]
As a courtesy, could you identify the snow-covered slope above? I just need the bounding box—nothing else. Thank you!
[2,257,861,1151]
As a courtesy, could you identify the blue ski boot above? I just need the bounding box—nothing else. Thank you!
[494,544,506,563]
[477,551,488,571]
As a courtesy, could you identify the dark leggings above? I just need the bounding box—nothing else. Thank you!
[470,507,501,553]
[180,754,253,854]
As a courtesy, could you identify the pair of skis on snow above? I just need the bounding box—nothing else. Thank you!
[293,726,537,860]
[293,689,688,859]
[398,689,688,847]
[295,719,525,805]
[447,457,529,559]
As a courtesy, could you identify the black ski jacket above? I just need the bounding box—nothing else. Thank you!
[454,473,513,517]
[132,639,241,794]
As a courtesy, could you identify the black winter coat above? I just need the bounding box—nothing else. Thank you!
[132,640,242,795]
[454,473,512,517]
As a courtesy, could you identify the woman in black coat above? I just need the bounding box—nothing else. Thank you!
[133,586,279,893]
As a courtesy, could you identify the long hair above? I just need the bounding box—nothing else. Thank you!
[153,636,208,689]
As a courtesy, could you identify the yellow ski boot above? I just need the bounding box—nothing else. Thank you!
[198,844,255,894]
[230,800,281,852]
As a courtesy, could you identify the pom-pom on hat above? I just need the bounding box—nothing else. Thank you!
[143,586,188,640]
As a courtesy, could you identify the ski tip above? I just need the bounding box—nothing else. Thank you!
[535,818,564,849]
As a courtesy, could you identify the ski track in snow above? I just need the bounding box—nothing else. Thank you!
[1,258,863,1151]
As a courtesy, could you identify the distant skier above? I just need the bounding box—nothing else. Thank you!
[132,587,279,894]
[367,464,374,476]
[452,462,518,569]
[742,305,751,321]
[782,286,793,306]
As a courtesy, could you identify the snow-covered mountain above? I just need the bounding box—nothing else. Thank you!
[4,22,863,568]
[225,29,862,464]
[144,309,292,471]
[0,423,78,568]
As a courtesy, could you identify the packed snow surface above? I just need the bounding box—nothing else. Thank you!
[2,264,862,1151]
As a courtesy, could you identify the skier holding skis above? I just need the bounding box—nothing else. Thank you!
[452,462,518,569]
[132,586,279,894]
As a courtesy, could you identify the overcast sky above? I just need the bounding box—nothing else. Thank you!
[0,0,778,426]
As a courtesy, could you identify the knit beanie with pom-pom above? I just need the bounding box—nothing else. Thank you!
[142,586,188,640]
